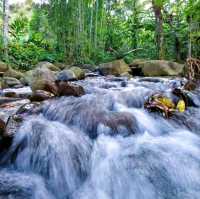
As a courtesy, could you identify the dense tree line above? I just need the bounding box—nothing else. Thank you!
[0,0,199,70]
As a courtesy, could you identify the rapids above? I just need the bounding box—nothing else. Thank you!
[0,76,200,199]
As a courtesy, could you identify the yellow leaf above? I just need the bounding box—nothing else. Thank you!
[157,97,175,109]
[176,100,185,112]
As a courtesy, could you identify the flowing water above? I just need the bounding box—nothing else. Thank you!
[1,76,200,199]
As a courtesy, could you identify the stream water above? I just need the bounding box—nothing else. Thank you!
[0,76,200,199]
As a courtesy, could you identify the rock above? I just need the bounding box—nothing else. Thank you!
[172,88,199,107]
[36,61,60,71]
[56,69,77,81]
[138,77,164,83]
[0,118,12,152]
[81,64,96,71]
[0,99,30,121]
[3,91,18,98]
[103,112,137,135]
[0,118,6,137]
[2,87,32,99]
[5,115,22,138]
[31,79,57,95]
[0,99,31,150]
[0,99,35,142]
[15,102,42,116]
[30,67,57,95]
[121,81,128,87]
[120,72,132,79]
[0,61,8,73]
[30,90,54,102]
[21,65,57,87]
[134,60,184,76]
[99,59,131,76]
[20,70,34,86]
[129,59,146,67]
[56,81,85,97]
[85,72,99,78]
[0,97,22,106]
[0,78,3,89]
[70,66,85,80]
[2,77,22,88]
[0,101,40,140]
[55,62,71,70]
[3,68,23,79]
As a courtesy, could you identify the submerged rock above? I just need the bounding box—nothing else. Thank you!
[3,91,18,98]
[56,69,77,81]
[0,97,22,106]
[0,170,54,199]
[0,118,6,137]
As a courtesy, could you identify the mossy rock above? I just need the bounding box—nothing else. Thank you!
[70,66,85,80]
[0,61,8,73]
[134,60,184,77]
[36,62,60,71]
[99,59,131,76]
[4,68,23,80]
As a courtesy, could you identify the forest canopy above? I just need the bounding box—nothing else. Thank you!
[0,0,199,70]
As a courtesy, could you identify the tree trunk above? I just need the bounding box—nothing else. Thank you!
[3,0,9,60]
[152,1,164,59]
[131,0,138,49]
[188,16,192,58]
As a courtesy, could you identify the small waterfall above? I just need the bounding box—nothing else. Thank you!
[1,77,200,199]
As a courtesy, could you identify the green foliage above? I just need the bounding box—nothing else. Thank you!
[2,41,63,71]
[10,16,29,41]
[0,0,199,70]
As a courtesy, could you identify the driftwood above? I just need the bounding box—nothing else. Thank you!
[187,57,200,80]
[107,48,143,59]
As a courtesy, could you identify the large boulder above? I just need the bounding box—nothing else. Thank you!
[132,60,184,76]
[0,61,8,73]
[30,67,57,95]
[99,59,131,76]
[36,61,60,71]
[70,66,85,80]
